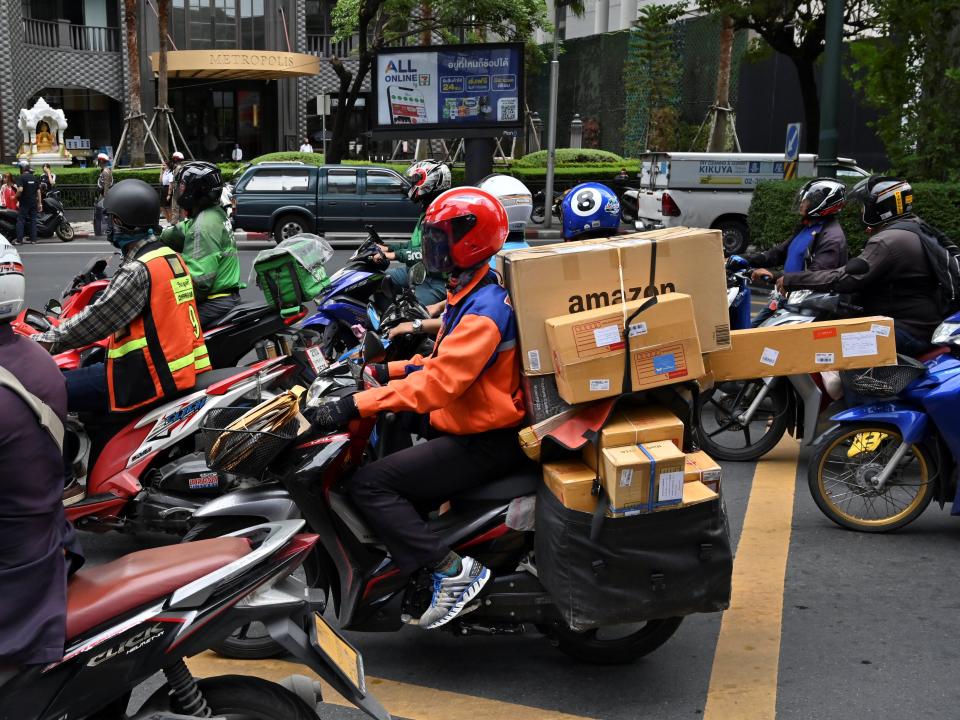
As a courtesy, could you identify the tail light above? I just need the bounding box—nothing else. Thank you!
[661,192,681,217]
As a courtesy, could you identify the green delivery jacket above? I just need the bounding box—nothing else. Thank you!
[386,217,425,265]
[161,206,241,301]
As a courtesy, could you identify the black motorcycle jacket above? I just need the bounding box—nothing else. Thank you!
[747,217,848,273]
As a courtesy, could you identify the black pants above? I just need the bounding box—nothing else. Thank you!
[198,292,241,329]
[16,206,37,244]
[348,426,531,575]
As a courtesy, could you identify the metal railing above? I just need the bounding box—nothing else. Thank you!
[306,33,357,57]
[22,18,121,52]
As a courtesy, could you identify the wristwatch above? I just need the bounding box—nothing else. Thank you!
[412,319,423,332]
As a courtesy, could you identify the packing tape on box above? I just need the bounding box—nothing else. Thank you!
[638,442,656,513]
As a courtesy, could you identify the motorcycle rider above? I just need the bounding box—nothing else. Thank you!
[309,187,529,630]
[561,182,622,241]
[0,238,83,673]
[380,160,452,306]
[34,179,210,485]
[93,152,113,238]
[728,178,848,326]
[781,176,942,355]
[161,161,241,328]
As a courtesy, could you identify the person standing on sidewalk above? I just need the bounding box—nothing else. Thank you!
[1,173,18,211]
[231,143,243,162]
[93,153,113,237]
[15,163,41,245]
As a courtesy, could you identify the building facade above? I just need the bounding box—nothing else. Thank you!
[0,0,364,163]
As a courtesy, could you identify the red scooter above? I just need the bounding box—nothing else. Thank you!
[0,520,390,720]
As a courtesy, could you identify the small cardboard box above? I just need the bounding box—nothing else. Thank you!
[600,440,686,513]
[684,451,722,493]
[546,293,705,404]
[497,227,730,375]
[582,404,685,470]
[704,317,897,381]
[520,373,571,425]
[611,480,719,517]
[542,461,598,514]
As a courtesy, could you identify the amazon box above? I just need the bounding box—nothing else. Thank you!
[542,461,598,514]
[704,317,897,382]
[582,404,685,470]
[684,451,722,493]
[497,227,730,375]
[546,292,705,404]
[600,440,686,514]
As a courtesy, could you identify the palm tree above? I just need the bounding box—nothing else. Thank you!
[124,0,146,166]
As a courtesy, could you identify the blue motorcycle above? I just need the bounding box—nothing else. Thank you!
[807,312,960,532]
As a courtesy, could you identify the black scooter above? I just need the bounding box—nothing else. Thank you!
[0,189,74,242]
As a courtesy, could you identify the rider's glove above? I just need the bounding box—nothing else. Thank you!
[363,363,390,384]
[726,255,750,270]
[305,396,359,432]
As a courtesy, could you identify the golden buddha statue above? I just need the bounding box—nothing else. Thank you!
[35,121,55,153]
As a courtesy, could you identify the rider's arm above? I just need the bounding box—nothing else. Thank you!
[165,213,224,299]
[33,262,149,353]
[807,222,848,271]
[160,222,186,252]
[747,236,791,269]
[354,312,503,417]
[783,235,892,293]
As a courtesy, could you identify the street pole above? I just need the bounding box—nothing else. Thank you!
[816,0,844,178]
[544,0,561,229]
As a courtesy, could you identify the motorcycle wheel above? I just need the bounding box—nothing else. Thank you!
[149,675,318,719]
[808,424,934,532]
[531,204,546,224]
[543,617,683,664]
[183,519,318,660]
[695,378,789,462]
[56,221,75,242]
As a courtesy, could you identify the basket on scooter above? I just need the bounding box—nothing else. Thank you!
[841,355,926,399]
[201,405,299,476]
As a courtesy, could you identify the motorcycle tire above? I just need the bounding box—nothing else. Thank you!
[543,617,683,664]
[808,423,935,533]
[531,204,546,225]
[149,675,318,719]
[56,221,75,242]
[694,378,789,462]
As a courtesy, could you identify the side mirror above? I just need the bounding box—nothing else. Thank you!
[362,331,386,364]
[44,299,62,316]
[410,262,427,287]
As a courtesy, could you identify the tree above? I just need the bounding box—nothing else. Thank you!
[849,0,960,180]
[697,0,878,152]
[157,0,170,158]
[124,0,146,166]
[325,0,549,164]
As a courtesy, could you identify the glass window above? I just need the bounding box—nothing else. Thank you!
[327,170,357,194]
[365,170,405,196]
[240,0,264,49]
[245,169,311,192]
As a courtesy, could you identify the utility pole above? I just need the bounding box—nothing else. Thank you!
[157,0,169,158]
[543,0,562,229]
[816,0,844,178]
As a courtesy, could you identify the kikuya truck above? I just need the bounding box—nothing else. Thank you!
[629,152,868,254]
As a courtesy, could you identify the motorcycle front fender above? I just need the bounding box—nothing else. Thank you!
[302,312,332,328]
[827,403,929,445]
[192,482,299,523]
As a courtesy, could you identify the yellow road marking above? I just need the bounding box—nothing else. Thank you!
[703,436,799,720]
[188,651,596,720]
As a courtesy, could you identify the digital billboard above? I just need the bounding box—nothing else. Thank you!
[373,43,524,134]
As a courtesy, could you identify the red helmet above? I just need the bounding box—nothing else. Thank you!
[422,188,508,273]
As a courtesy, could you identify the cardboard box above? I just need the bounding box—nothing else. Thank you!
[611,481,720,517]
[542,461,598,514]
[520,373,571,425]
[546,292,705,404]
[704,317,897,382]
[497,227,730,375]
[582,404,685,470]
[684,451,722,493]
[600,440,686,513]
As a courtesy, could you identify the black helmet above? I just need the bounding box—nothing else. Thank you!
[793,178,846,220]
[850,175,914,228]
[174,161,223,213]
[102,179,160,232]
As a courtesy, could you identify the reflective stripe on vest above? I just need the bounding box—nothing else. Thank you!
[107,336,148,358]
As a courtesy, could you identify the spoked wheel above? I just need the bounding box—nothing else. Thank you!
[809,424,934,532]
[543,617,684,664]
[695,378,789,462]
[147,675,318,719]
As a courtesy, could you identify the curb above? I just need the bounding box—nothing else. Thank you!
[233,230,270,242]
[525,228,564,240]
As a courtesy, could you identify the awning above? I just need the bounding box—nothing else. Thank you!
[150,50,320,80]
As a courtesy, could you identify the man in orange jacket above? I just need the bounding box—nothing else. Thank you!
[309,187,530,629]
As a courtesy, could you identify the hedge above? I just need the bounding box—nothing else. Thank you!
[748,179,960,256]
[249,151,325,166]
[512,149,627,167]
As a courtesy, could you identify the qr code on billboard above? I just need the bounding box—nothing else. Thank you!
[498,98,518,122]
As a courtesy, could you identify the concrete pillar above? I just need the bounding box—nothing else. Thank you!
[594,0,609,34]
[619,0,638,29]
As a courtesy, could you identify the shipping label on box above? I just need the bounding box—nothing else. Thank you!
[498,227,730,374]
[546,293,706,404]
[600,440,685,513]
[583,404,685,470]
[704,316,897,382]
[684,451,722,493]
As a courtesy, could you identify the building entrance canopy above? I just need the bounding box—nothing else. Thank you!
[150,50,320,80]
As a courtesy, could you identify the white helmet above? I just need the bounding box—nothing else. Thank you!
[478,174,533,234]
[0,237,25,323]
[403,160,451,204]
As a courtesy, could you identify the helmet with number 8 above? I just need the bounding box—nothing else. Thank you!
[421,187,508,273]
[561,182,621,241]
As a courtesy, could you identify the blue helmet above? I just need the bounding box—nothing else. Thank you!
[561,182,621,240]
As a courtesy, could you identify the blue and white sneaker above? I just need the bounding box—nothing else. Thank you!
[418,556,491,630]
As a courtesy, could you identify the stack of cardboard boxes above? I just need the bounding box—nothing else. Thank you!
[499,226,900,518]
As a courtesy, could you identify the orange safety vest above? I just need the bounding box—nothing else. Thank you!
[106,242,211,412]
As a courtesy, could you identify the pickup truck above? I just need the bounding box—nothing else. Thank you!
[232,162,421,243]
[629,152,869,254]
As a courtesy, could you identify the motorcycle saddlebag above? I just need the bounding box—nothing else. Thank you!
[253,236,333,317]
[535,483,732,631]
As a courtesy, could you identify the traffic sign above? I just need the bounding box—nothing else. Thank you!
[784,122,801,179]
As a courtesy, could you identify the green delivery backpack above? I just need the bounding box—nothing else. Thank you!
[252,234,334,317]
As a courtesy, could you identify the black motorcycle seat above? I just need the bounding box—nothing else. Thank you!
[193,366,244,391]
[213,301,271,326]
[451,471,540,503]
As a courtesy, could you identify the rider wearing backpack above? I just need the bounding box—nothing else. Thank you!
[781,176,947,355]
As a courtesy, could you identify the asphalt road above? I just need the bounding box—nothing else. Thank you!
[17,243,960,719]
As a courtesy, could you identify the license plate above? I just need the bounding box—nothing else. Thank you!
[306,345,328,374]
[314,616,364,693]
